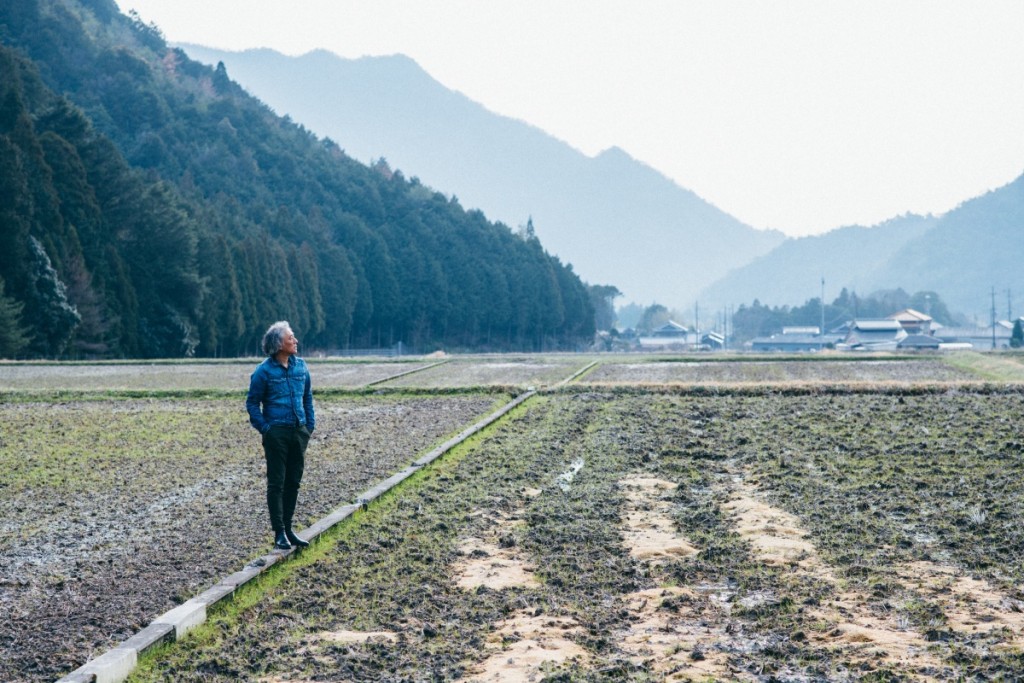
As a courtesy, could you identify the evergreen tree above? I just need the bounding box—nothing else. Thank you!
[1012,319,1023,349]
[0,276,28,358]
[24,236,81,356]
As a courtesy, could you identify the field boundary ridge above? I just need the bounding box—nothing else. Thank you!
[54,389,536,683]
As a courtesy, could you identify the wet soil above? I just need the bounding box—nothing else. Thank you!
[0,394,502,682]
[0,360,438,392]
[129,389,1024,682]
[584,359,977,385]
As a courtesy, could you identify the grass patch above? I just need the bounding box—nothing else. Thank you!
[942,351,1024,382]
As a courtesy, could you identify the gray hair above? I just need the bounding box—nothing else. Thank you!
[261,321,293,356]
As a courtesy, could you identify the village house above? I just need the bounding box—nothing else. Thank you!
[750,327,844,352]
[935,324,1013,349]
[887,309,935,335]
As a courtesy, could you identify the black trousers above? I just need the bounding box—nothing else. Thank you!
[263,424,310,532]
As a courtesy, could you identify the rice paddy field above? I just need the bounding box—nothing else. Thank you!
[4,351,1024,682]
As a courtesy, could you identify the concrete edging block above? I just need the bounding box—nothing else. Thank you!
[220,550,287,588]
[304,503,359,539]
[152,599,206,638]
[192,583,235,607]
[78,647,137,683]
[55,671,94,683]
[118,622,174,656]
[219,565,263,588]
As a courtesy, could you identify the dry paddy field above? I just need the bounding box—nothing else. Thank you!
[5,353,1024,682]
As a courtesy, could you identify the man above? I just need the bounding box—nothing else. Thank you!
[246,321,315,550]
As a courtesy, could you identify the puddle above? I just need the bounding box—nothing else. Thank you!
[556,458,585,492]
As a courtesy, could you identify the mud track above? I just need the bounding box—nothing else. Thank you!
[127,390,1024,682]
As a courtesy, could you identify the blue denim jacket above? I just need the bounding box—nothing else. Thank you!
[246,355,315,434]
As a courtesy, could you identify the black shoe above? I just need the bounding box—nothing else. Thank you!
[285,528,309,548]
[274,530,292,550]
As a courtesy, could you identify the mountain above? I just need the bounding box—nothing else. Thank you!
[177,45,786,305]
[870,174,1024,317]
[698,174,1024,319]
[0,0,594,358]
[697,214,938,310]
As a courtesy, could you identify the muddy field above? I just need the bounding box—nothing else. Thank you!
[583,358,977,385]
[0,359,440,392]
[378,356,591,389]
[128,387,1024,682]
[0,393,506,682]
[7,354,1024,682]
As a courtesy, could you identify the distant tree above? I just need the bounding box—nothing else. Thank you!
[908,291,956,326]
[1012,319,1023,349]
[638,304,670,334]
[588,284,622,331]
[24,236,81,357]
[0,276,28,357]
[615,302,644,330]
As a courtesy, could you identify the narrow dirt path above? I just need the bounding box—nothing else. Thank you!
[456,493,588,681]
[723,478,946,678]
[614,475,748,681]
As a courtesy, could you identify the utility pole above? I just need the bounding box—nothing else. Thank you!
[1008,289,1012,322]
[723,308,728,351]
[694,301,699,347]
[820,277,825,349]
[992,286,997,350]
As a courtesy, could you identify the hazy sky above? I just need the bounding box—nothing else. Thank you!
[115,1,1024,237]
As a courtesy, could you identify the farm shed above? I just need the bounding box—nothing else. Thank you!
[750,331,842,352]
[935,325,1012,349]
[898,334,941,350]
[841,319,907,351]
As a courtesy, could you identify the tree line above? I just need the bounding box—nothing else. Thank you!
[0,0,598,358]
[730,288,959,342]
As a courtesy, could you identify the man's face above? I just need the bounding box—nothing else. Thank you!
[281,329,298,355]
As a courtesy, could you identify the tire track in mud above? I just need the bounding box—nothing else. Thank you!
[720,472,1024,678]
[614,475,743,681]
[722,476,947,678]
[455,462,592,680]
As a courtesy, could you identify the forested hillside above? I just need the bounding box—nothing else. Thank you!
[0,0,595,358]
[699,174,1024,320]
[176,45,785,306]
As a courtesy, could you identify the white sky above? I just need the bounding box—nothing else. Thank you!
[115,1,1024,237]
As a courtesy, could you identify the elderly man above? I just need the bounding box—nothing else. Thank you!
[246,321,315,550]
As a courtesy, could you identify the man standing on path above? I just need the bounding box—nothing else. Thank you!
[246,321,315,550]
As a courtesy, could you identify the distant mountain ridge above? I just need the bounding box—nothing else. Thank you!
[698,174,1024,319]
[697,214,939,309]
[178,45,786,305]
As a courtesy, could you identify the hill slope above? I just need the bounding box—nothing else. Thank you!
[697,214,937,310]
[871,174,1024,317]
[0,0,594,356]
[178,45,786,305]
[699,175,1024,319]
